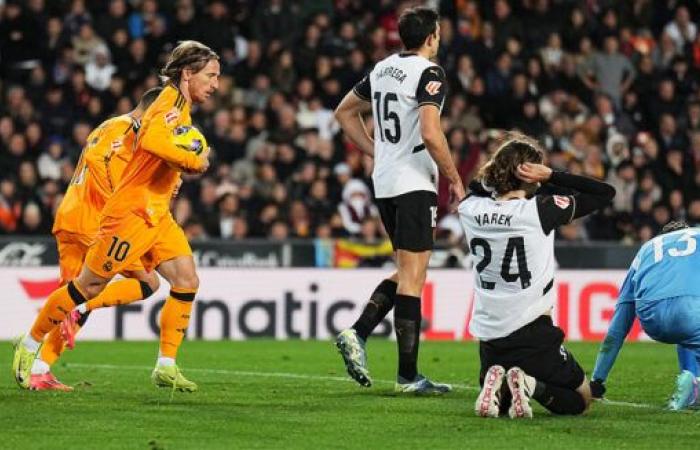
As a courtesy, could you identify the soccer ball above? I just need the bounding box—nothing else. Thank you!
[172,125,207,155]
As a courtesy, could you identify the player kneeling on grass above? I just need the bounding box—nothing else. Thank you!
[12,41,217,393]
[458,132,615,418]
[592,221,700,411]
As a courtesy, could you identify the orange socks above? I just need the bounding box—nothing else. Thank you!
[30,282,86,342]
[84,278,153,312]
[40,326,78,365]
[159,287,196,358]
[37,278,155,366]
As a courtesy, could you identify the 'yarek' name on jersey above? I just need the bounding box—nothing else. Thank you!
[458,190,576,340]
[353,53,447,199]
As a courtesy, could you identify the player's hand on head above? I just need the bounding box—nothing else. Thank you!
[516,163,552,184]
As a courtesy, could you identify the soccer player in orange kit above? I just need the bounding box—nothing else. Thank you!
[13,41,218,393]
[20,88,163,391]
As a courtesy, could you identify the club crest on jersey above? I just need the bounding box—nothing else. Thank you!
[425,81,442,95]
[102,260,113,273]
[553,195,571,209]
[165,108,180,126]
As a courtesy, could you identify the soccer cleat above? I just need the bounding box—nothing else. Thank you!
[668,370,698,411]
[335,329,372,387]
[394,374,452,394]
[151,364,198,392]
[29,372,73,392]
[506,367,534,419]
[12,335,38,389]
[476,365,505,418]
[60,310,81,350]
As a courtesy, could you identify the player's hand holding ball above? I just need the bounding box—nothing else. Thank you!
[196,146,211,174]
[516,162,552,184]
[172,125,210,174]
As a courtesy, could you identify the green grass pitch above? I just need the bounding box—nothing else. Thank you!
[1,340,696,449]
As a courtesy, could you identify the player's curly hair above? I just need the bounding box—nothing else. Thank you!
[661,220,689,234]
[477,131,545,195]
[160,40,219,85]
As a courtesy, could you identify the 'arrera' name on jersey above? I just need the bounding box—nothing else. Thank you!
[352,52,447,199]
[375,66,407,84]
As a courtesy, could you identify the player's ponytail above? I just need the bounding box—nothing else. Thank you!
[478,132,545,196]
[160,40,219,85]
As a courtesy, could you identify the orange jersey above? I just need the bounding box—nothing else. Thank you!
[101,84,203,225]
[52,114,139,238]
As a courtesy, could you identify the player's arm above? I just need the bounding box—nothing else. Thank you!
[522,164,615,233]
[140,107,207,173]
[546,171,616,219]
[418,66,465,204]
[591,265,638,397]
[334,75,374,157]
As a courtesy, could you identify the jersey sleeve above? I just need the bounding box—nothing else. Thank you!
[617,262,638,304]
[536,194,576,235]
[352,73,371,101]
[591,264,637,381]
[140,94,203,172]
[591,300,636,382]
[416,65,446,108]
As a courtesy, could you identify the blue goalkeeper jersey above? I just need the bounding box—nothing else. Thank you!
[593,227,700,381]
[622,227,700,305]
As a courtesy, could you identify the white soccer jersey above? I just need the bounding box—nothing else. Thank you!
[353,53,446,198]
[458,191,576,340]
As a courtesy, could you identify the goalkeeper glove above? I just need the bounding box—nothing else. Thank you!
[590,379,606,399]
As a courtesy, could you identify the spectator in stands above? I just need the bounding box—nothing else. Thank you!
[85,47,116,91]
[0,0,699,247]
[16,202,50,235]
[337,179,378,237]
[582,35,635,107]
[664,6,696,52]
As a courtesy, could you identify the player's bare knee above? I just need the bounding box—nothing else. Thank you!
[75,272,108,300]
[83,281,107,299]
[397,277,422,297]
[176,272,199,291]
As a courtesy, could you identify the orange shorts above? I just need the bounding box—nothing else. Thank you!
[84,212,192,279]
[55,230,146,285]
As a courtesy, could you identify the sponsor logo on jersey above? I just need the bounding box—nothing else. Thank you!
[425,81,442,95]
[111,139,123,150]
[165,108,180,126]
[553,195,571,209]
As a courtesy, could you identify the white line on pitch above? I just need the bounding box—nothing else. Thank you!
[66,362,675,412]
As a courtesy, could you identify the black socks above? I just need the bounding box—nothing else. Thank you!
[532,381,587,415]
[352,279,397,341]
[394,294,421,381]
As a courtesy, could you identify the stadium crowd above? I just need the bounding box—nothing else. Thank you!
[1,0,700,244]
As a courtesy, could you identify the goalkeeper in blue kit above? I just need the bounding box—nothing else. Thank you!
[592,221,700,410]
